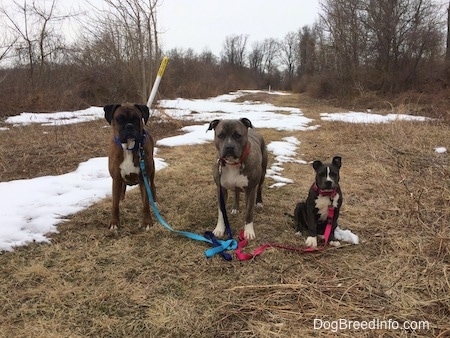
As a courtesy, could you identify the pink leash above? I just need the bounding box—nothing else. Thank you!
[235,205,335,261]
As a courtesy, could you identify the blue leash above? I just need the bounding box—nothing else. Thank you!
[138,147,237,260]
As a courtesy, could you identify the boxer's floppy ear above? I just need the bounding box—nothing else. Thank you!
[312,160,323,171]
[104,104,121,124]
[207,119,221,131]
[240,117,253,129]
[332,156,342,169]
[135,104,150,124]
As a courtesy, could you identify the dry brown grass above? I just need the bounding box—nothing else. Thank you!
[0,93,449,337]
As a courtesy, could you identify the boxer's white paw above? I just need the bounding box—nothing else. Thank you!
[256,202,263,209]
[244,222,256,240]
[231,209,239,214]
[109,224,118,230]
[329,240,341,247]
[305,236,317,248]
[145,225,152,231]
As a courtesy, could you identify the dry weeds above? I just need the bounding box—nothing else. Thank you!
[0,93,449,337]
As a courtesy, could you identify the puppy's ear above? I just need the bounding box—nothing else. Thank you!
[104,104,121,124]
[207,119,221,131]
[332,156,342,169]
[240,118,253,129]
[312,160,323,171]
[135,104,150,124]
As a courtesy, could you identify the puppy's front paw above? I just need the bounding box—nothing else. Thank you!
[329,240,341,247]
[213,224,225,237]
[244,222,256,240]
[305,236,317,248]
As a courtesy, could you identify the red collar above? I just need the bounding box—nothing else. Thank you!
[219,144,251,167]
[312,182,337,198]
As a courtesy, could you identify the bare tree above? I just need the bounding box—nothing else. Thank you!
[365,0,444,91]
[279,31,298,88]
[79,0,161,103]
[298,25,317,77]
[221,34,248,67]
[248,41,264,74]
[261,38,280,74]
[320,0,366,89]
[447,0,450,60]
[319,0,444,93]
[0,0,69,81]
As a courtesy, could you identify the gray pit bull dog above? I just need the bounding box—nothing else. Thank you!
[207,118,268,240]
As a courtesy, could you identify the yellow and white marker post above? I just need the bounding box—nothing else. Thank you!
[146,56,169,108]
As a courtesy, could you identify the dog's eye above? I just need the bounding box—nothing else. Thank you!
[130,116,140,124]
[233,132,242,140]
[330,172,338,178]
[116,116,126,124]
[217,133,225,139]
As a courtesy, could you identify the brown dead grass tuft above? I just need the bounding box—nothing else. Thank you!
[0,93,449,337]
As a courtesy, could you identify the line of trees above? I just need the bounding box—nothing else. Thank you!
[0,0,448,116]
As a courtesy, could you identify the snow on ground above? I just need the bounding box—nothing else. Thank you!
[320,111,431,123]
[0,90,436,251]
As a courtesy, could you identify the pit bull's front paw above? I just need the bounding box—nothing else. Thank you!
[305,236,317,248]
[213,224,225,237]
[329,240,341,247]
[244,222,256,240]
[256,202,263,209]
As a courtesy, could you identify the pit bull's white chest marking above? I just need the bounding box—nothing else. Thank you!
[315,193,340,221]
[220,165,248,191]
[120,149,139,179]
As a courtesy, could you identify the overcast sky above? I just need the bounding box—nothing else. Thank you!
[58,0,321,56]
[157,0,321,55]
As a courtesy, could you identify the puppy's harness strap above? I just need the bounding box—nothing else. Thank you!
[235,184,336,261]
[138,147,237,261]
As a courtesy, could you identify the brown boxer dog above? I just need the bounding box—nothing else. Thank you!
[104,103,156,230]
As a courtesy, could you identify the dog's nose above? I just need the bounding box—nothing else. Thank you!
[225,145,235,153]
[324,180,333,188]
[125,123,134,131]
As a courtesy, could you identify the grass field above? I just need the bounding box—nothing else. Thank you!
[0,92,449,337]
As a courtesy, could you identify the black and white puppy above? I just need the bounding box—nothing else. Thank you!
[293,156,343,248]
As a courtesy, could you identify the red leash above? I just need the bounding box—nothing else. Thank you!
[235,205,335,261]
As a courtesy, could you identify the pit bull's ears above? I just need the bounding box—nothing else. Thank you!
[312,160,323,171]
[207,119,221,131]
[104,104,121,124]
[135,104,150,124]
[240,118,254,129]
[332,156,342,169]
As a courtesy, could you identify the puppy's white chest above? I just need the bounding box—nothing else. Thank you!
[220,165,248,190]
[315,193,340,221]
[120,149,140,178]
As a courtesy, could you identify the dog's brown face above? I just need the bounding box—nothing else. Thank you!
[104,103,149,143]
